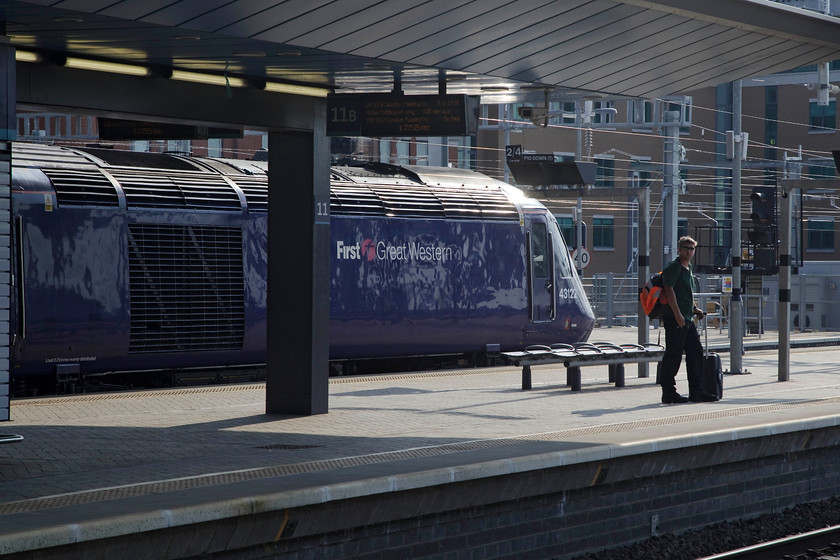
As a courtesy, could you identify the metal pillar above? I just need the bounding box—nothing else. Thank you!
[637,180,651,378]
[778,185,794,382]
[730,80,745,374]
[266,127,331,415]
[661,111,681,269]
[575,101,585,274]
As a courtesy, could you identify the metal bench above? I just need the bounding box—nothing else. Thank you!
[0,434,23,445]
[503,342,665,391]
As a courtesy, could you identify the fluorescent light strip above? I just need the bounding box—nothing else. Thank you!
[170,69,245,87]
[15,50,329,97]
[263,81,330,97]
[15,50,42,63]
[65,57,150,77]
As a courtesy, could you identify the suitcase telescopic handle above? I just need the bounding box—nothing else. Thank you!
[702,312,723,357]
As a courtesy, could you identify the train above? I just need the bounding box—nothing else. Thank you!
[8,142,595,394]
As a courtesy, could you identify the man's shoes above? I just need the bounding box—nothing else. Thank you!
[689,392,720,402]
[662,392,689,404]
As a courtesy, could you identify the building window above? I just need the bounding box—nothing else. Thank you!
[629,99,654,125]
[378,138,392,163]
[547,101,577,124]
[415,140,428,164]
[207,138,222,158]
[807,219,834,251]
[396,139,410,164]
[808,163,836,179]
[555,215,586,248]
[453,136,474,170]
[678,217,688,239]
[809,100,836,132]
[595,158,614,187]
[167,139,190,153]
[561,102,576,124]
[131,140,150,152]
[592,101,615,125]
[593,216,614,250]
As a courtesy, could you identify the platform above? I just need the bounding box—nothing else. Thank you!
[0,327,839,559]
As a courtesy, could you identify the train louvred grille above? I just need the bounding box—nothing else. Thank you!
[112,171,241,210]
[42,169,119,206]
[128,224,245,353]
[13,143,94,168]
[114,173,184,208]
[330,185,517,220]
[169,175,242,211]
[454,191,520,220]
[330,186,386,215]
[377,188,445,218]
[231,176,268,212]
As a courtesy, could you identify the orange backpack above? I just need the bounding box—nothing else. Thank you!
[639,272,668,319]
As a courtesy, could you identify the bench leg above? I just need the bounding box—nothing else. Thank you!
[568,366,582,391]
[614,364,625,388]
[522,365,532,390]
[608,364,616,383]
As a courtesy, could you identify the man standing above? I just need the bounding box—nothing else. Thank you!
[660,236,719,404]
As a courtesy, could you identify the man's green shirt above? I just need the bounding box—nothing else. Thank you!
[661,257,695,319]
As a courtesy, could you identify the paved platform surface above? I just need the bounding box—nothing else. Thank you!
[0,326,838,554]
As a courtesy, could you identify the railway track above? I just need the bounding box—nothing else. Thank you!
[700,524,840,560]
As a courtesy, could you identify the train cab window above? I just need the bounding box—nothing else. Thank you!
[549,219,575,278]
[531,222,549,277]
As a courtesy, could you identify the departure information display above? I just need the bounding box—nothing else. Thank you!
[327,94,479,137]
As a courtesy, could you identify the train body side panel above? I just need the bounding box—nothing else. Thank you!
[242,214,268,360]
[12,194,268,377]
[12,188,130,377]
[330,215,528,359]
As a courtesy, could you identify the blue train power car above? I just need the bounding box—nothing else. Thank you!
[9,143,595,392]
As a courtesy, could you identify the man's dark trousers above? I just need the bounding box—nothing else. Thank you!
[660,317,704,396]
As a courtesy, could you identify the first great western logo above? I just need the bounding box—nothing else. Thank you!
[336,240,454,263]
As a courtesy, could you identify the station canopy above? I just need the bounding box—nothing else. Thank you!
[3,0,840,103]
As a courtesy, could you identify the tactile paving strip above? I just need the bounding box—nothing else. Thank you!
[10,369,521,407]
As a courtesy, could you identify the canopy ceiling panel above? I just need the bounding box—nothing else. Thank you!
[3,0,840,101]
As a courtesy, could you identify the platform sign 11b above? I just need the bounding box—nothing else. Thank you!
[327,94,478,137]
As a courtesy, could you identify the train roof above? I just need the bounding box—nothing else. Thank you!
[10,143,530,220]
[327,163,523,221]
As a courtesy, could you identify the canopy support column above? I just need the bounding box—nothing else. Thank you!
[265,126,330,415]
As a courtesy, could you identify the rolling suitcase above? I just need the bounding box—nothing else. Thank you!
[702,314,723,399]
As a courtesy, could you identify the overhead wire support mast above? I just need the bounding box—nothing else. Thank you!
[661,110,682,268]
[730,81,747,375]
